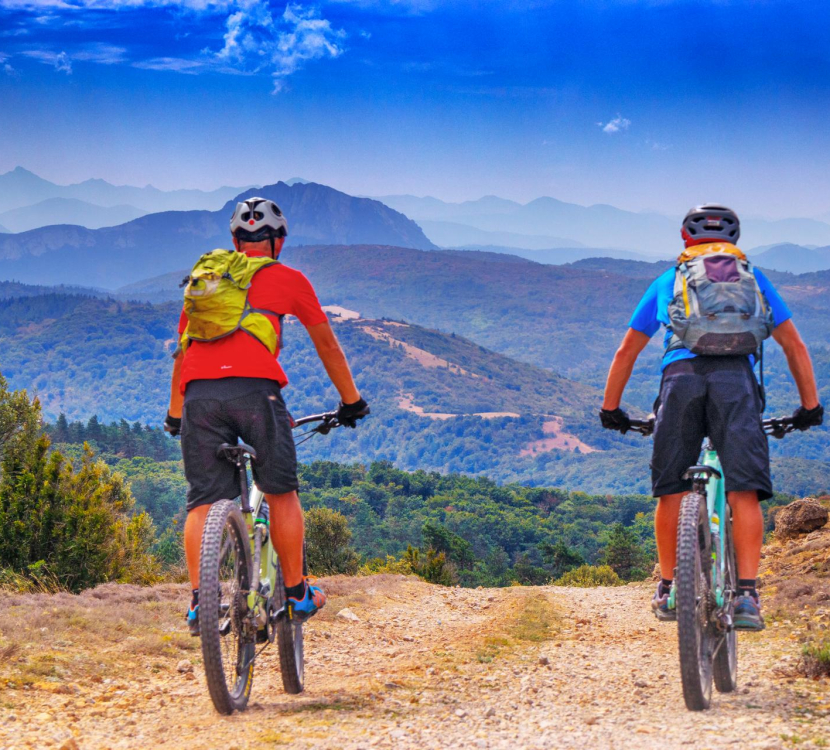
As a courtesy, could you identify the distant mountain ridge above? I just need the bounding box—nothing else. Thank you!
[0,197,147,233]
[0,181,436,288]
[378,193,830,256]
[0,167,253,215]
[750,243,830,274]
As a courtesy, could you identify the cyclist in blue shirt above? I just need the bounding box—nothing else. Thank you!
[600,205,823,630]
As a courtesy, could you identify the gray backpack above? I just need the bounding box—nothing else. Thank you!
[667,247,774,356]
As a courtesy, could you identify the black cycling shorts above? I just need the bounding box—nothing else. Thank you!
[181,377,299,512]
[651,356,772,501]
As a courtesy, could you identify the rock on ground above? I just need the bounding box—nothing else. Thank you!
[0,572,828,750]
[775,498,829,538]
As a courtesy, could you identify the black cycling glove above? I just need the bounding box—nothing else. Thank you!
[600,408,631,435]
[337,398,370,428]
[792,404,824,431]
[164,413,182,437]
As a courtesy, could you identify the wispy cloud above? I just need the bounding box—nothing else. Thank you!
[598,115,631,134]
[0,52,16,75]
[1,1,234,9]
[5,1,347,92]
[216,2,346,93]
[73,43,127,65]
[133,56,204,73]
[22,48,73,73]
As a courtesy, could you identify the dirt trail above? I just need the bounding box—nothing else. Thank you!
[0,577,827,750]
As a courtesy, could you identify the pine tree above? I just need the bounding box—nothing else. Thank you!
[601,523,649,581]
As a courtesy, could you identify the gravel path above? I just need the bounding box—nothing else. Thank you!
[0,577,827,750]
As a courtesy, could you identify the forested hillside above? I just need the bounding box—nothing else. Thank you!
[2,248,828,495]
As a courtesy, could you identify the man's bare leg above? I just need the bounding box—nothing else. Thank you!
[655,493,684,579]
[266,491,305,588]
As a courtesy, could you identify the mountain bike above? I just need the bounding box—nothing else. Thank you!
[198,410,355,715]
[630,414,797,711]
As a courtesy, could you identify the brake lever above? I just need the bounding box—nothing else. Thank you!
[313,415,340,435]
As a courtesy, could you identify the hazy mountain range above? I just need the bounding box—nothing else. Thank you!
[378,194,830,256]
[0,181,435,288]
[0,167,252,215]
[751,243,830,274]
[0,197,148,233]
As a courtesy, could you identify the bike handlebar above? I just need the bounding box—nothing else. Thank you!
[627,415,799,440]
[628,418,655,436]
[292,411,340,430]
[762,416,796,439]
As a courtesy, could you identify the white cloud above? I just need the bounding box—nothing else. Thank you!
[5,1,347,92]
[74,43,127,64]
[0,53,16,75]
[216,2,345,94]
[599,115,631,134]
[1,1,234,9]
[22,49,73,73]
[133,56,204,73]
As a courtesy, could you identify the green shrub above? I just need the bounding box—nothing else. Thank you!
[359,554,413,576]
[553,564,623,587]
[304,507,360,575]
[405,545,458,586]
[0,380,159,592]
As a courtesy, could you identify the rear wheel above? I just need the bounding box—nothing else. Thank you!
[275,556,304,694]
[199,500,256,714]
[713,508,738,693]
[676,491,715,711]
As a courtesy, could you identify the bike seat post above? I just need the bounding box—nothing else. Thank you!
[238,459,252,514]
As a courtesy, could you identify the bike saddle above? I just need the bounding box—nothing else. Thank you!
[216,442,258,462]
[682,464,722,481]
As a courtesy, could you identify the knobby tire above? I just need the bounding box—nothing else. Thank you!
[713,507,738,693]
[199,499,256,714]
[676,491,714,711]
[274,553,305,694]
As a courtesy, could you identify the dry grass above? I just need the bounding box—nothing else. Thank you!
[799,639,830,679]
[474,591,560,663]
[0,581,192,687]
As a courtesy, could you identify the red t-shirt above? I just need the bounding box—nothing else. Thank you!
[178,255,328,392]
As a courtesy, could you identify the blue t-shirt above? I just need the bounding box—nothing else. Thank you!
[629,266,792,370]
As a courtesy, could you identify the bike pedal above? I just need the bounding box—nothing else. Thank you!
[272,604,291,623]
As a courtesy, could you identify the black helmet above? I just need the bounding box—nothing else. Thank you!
[681,204,740,244]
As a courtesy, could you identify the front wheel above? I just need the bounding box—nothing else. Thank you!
[199,499,256,714]
[676,491,715,711]
[713,507,738,693]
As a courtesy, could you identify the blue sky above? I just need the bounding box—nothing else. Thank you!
[2,0,830,216]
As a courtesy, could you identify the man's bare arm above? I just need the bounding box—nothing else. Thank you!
[306,321,361,404]
[771,319,820,409]
[168,351,184,418]
[602,328,652,410]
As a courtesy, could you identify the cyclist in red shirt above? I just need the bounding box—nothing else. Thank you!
[165,198,368,635]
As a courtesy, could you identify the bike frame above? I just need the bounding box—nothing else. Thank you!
[243,486,278,627]
[232,411,343,629]
[666,445,728,611]
[702,447,728,608]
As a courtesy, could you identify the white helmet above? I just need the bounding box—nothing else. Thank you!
[230,197,288,242]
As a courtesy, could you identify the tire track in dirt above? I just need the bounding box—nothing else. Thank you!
[0,577,826,750]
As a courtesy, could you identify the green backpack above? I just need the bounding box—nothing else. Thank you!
[180,248,280,354]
